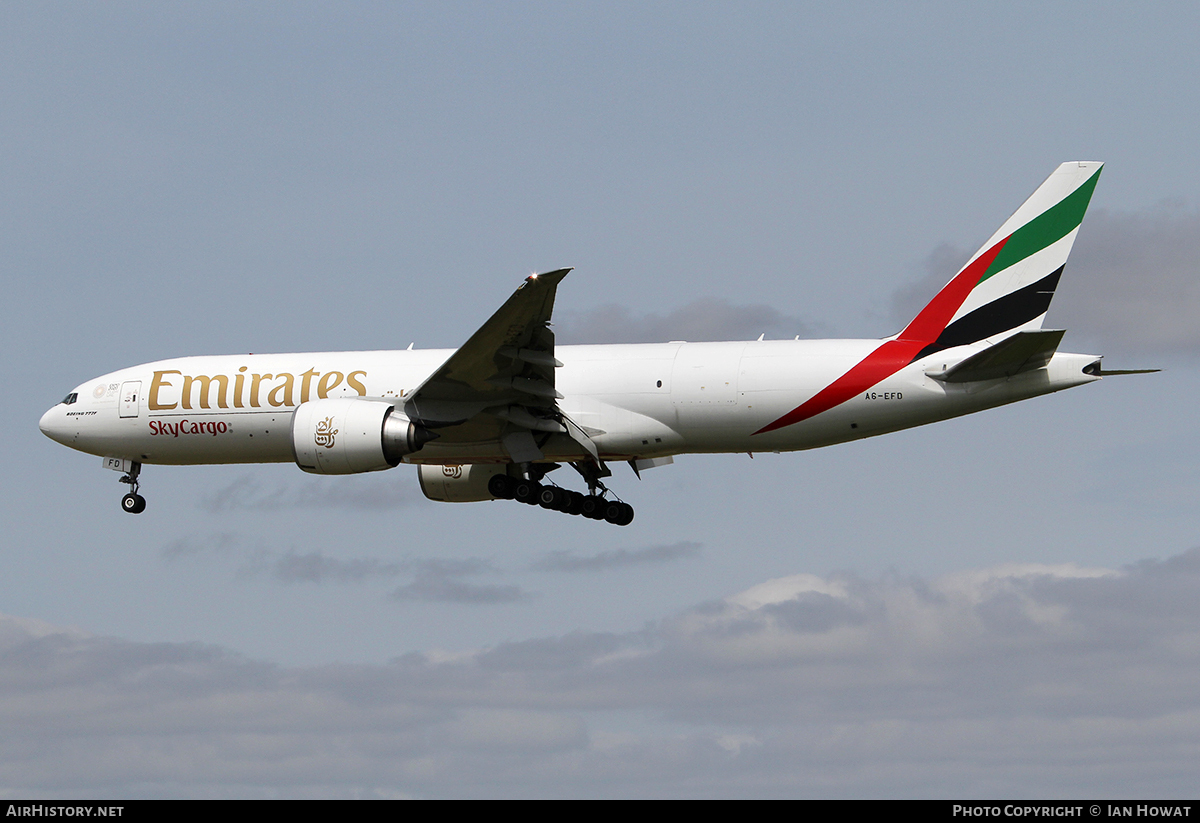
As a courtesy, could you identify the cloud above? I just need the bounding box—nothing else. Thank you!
[557,298,824,344]
[166,538,404,585]
[202,474,413,513]
[890,204,1200,359]
[269,551,403,584]
[5,549,1200,796]
[389,558,531,604]
[159,531,242,560]
[532,541,702,572]
[390,578,528,604]
[1053,204,1200,358]
[160,536,519,595]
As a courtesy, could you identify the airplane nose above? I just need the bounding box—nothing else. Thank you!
[39,405,65,443]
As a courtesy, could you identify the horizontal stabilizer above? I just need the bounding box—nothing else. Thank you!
[931,329,1066,383]
[1091,367,1162,376]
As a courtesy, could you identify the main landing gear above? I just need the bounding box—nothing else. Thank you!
[119,461,146,514]
[485,462,635,526]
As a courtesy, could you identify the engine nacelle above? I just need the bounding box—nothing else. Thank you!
[291,398,433,475]
[417,463,508,502]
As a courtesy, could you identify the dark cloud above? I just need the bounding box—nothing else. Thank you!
[890,204,1200,359]
[202,474,413,513]
[532,541,702,572]
[1054,205,1200,358]
[5,550,1200,796]
[557,298,824,344]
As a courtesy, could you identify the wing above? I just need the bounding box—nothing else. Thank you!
[403,268,597,463]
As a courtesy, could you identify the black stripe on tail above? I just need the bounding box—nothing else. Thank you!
[913,266,1064,362]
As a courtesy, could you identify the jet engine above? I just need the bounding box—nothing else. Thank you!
[291,398,434,475]
[417,463,508,502]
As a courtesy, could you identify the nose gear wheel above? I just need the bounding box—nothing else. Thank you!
[118,462,146,514]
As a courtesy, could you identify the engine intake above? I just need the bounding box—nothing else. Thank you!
[291,398,434,475]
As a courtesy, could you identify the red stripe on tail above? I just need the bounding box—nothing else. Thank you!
[754,236,1009,435]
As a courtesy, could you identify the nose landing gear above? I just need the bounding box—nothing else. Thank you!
[119,462,146,514]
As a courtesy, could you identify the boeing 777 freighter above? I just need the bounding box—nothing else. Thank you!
[41,162,1147,525]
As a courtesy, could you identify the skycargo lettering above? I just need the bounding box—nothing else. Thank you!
[148,369,368,410]
[149,420,229,437]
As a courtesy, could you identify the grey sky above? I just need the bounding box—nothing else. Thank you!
[558,299,819,345]
[201,473,415,512]
[532,542,703,572]
[5,1,1200,797]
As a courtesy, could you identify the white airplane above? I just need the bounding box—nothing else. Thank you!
[40,161,1147,524]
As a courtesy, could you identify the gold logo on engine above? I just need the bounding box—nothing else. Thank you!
[314,417,338,449]
[442,465,463,478]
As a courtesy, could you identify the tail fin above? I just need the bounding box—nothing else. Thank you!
[754,163,1103,435]
[901,161,1103,360]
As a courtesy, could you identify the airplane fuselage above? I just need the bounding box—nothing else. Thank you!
[38,162,1116,522]
[40,339,1100,467]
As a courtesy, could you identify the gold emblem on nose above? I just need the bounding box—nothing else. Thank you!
[314,417,338,449]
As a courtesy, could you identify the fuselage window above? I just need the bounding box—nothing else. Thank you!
[62,393,77,405]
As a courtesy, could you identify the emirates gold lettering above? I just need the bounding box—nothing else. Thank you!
[149,370,181,410]
[268,373,295,407]
[150,368,367,411]
[181,374,229,410]
[234,367,247,409]
[250,373,271,408]
[300,368,319,403]
[317,371,344,398]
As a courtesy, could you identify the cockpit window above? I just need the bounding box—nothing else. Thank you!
[61,393,77,405]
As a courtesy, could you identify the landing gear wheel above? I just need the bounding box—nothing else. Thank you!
[538,486,569,511]
[121,493,146,514]
[488,474,516,500]
[117,461,145,514]
[514,480,542,505]
[564,491,586,516]
[603,500,625,525]
[581,495,606,520]
[615,502,634,526]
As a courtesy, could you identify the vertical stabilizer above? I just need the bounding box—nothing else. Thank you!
[903,161,1102,360]
[756,162,1103,435]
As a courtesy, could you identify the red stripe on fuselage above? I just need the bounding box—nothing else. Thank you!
[754,237,1009,435]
